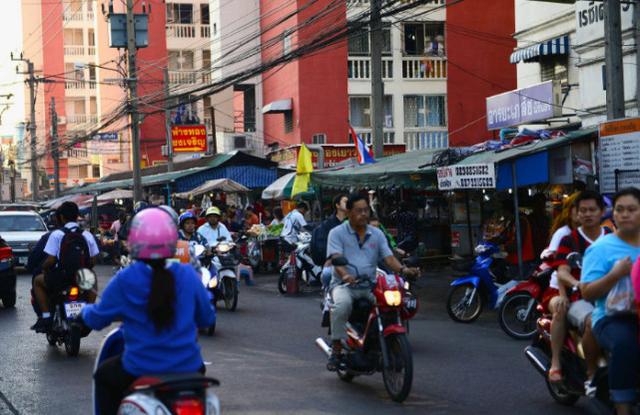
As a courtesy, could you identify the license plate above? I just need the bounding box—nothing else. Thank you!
[18,257,27,265]
[64,302,86,318]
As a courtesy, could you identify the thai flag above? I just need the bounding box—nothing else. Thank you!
[349,126,375,164]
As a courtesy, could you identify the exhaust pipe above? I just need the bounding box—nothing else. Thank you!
[524,345,550,377]
[315,337,331,357]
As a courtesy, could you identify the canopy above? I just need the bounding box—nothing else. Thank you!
[173,178,250,199]
[97,188,134,201]
[43,194,93,209]
[509,35,569,64]
[262,172,296,200]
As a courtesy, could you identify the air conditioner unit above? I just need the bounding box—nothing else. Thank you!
[233,135,247,149]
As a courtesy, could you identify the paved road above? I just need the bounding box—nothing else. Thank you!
[0,265,595,414]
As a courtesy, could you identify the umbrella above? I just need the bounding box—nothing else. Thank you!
[97,188,134,202]
[261,172,296,200]
[174,179,250,199]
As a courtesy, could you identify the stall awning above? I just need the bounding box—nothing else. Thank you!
[262,98,292,114]
[509,35,569,64]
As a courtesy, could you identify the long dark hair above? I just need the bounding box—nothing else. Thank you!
[145,259,176,330]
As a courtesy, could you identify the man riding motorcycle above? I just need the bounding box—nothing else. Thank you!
[178,211,209,250]
[78,208,216,415]
[198,206,231,248]
[31,201,100,332]
[325,193,419,371]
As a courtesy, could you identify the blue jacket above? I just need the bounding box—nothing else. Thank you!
[82,261,215,376]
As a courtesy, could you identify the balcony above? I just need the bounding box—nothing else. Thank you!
[62,10,84,22]
[67,114,98,125]
[63,148,89,158]
[64,80,97,91]
[404,128,448,150]
[64,46,85,56]
[348,57,393,80]
[87,11,94,21]
[88,46,96,56]
[402,57,447,80]
[347,0,445,6]
[167,24,197,38]
[201,25,210,38]
[169,70,197,85]
[353,129,395,144]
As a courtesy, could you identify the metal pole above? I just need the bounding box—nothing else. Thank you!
[604,0,625,119]
[9,160,15,203]
[511,162,523,279]
[370,0,384,159]
[209,106,217,154]
[464,192,474,256]
[28,61,38,201]
[163,68,173,172]
[127,0,143,202]
[635,0,640,112]
[50,97,60,198]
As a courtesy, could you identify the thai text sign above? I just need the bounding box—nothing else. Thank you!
[599,117,640,193]
[486,81,560,130]
[171,125,207,153]
[437,163,496,190]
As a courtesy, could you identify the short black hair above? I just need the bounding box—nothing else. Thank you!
[333,194,347,209]
[346,193,368,210]
[575,190,604,210]
[296,201,309,210]
[56,201,79,222]
[613,187,640,207]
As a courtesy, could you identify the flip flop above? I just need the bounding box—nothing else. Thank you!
[548,368,563,383]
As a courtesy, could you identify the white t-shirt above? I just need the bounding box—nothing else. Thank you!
[548,225,572,289]
[281,209,307,244]
[44,222,100,259]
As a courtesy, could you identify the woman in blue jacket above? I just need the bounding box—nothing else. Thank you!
[81,208,216,415]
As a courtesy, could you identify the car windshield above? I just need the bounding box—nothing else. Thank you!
[0,215,47,232]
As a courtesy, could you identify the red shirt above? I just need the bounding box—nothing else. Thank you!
[554,227,611,281]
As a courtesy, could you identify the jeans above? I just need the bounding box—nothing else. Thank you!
[593,315,640,403]
[321,266,332,289]
[330,285,374,341]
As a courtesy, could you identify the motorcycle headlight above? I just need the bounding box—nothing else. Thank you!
[383,290,402,306]
[208,276,218,289]
[217,244,232,253]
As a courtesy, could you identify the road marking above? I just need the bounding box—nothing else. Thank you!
[0,389,19,415]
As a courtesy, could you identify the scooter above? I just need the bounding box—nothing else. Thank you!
[278,231,322,294]
[208,238,240,312]
[92,327,221,415]
[446,242,518,323]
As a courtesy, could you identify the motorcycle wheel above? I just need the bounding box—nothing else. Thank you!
[446,283,483,323]
[65,325,81,357]
[337,368,354,383]
[1,289,16,308]
[498,293,540,340]
[545,378,580,406]
[206,324,216,336]
[278,269,288,294]
[46,331,57,346]
[223,278,238,311]
[382,333,413,403]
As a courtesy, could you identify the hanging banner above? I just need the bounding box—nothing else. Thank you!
[599,117,640,193]
[437,163,496,190]
[171,125,208,153]
[486,81,562,130]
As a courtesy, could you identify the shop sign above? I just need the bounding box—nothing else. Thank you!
[171,125,207,153]
[575,2,633,46]
[94,132,118,141]
[268,144,406,168]
[437,163,496,190]
[598,117,640,193]
[486,81,561,130]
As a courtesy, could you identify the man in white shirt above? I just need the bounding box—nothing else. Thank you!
[281,202,309,246]
[31,202,100,332]
[198,206,232,248]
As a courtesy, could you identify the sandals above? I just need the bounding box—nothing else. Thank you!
[548,368,563,383]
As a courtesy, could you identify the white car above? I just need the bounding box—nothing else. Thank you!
[0,211,48,267]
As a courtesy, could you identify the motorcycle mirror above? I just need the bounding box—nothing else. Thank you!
[331,256,349,267]
[76,268,97,291]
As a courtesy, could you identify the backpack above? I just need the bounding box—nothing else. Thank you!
[58,227,91,276]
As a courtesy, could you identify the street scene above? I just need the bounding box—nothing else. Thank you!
[1,0,640,414]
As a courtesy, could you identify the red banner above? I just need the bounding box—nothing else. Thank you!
[268,144,406,168]
[171,125,208,153]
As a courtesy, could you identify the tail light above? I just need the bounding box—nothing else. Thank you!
[0,246,12,261]
[172,398,204,415]
[69,286,79,301]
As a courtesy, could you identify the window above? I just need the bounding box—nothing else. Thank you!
[403,22,445,56]
[168,50,195,70]
[347,24,391,56]
[283,30,292,56]
[284,111,293,133]
[540,55,568,83]
[90,97,97,114]
[65,63,84,80]
[312,133,326,144]
[349,96,393,128]
[403,95,446,127]
[213,23,217,36]
[63,28,83,45]
[200,4,209,25]
[88,29,95,46]
[0,215,46,232]
[89,66,96,82]
[92,165,100,178]
[202,49,211,70]
[166,3,193,24]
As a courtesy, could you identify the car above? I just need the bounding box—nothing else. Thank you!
[0,211,48,267]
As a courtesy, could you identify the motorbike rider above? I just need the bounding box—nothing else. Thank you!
[31,201,100,332]
[547,191,609,388]
[325,193,419,371]
[178,211,209,249]
[582,188,640,415]
[281,201,309,247]
[78,208,216,415]
[198,206,231,248]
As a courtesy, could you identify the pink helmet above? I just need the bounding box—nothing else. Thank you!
[128,208,178,260]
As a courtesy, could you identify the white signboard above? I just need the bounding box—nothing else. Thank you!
[575,1,634,46]
[437,164,496,190]
[599,118,640,193]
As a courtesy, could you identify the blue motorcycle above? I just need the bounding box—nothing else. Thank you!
[446,242,517,323]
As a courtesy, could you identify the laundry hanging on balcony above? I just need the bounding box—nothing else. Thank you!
[509,35,569,64]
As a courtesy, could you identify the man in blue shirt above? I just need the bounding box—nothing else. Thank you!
[198,206,231,247]
[582,188,640,414]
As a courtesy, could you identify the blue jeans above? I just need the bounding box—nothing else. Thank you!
[593,315,639,403]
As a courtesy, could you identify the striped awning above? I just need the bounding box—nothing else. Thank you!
[509,35,569,64]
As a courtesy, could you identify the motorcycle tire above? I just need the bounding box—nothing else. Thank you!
[498,293,540,340]
[223,278,238,311]
[337,368,354,383]
[446,283,483,323]
[278,270,287,294]
[46,332,57,346]
[382,333,413,403]
[1,289,16,308]
[65,325,81,357]
[545,378,580,406]
[206,324,216,336]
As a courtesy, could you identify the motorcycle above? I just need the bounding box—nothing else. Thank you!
[93,327,221,415]
[446,242,518,323]
[315,256,417,403]
[40,268,97,357]
[278,231,322,294]
[206,238,240,313]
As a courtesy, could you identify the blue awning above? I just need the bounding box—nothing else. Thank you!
[509,35,569,64]
[496,151,549,190]
[174,165,278,192]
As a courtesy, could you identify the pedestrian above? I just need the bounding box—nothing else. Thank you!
[271,207,284,226]
[392,201,417,244]
[244,206,260,230]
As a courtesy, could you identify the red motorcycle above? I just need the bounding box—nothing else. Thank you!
[315,257,418,403]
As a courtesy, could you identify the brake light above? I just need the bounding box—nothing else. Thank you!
[172,398,204,415]
[69,286,79,300]
[0,247,12,261]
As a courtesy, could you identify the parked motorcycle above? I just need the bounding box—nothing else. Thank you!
[93,327,221,415]
[315,257,416,403]
[278,231,322,294]
[41,268,96,356]
[446,242,517,323]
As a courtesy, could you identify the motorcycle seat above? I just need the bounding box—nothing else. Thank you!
[129,373,220,393]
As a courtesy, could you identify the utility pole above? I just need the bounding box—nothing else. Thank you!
[209,106,217,154]
[635,0,640,113]
[370,0,384,159]
[8,160,15,203]
[604,0,625,119]
[126,0,143,202]
[50,97,60,198]
[163,68,173,172]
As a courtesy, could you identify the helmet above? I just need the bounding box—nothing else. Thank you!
[158,205,179,225]
[128,208,178,259]
[133,201,149,214]
[179,211,196,226]
[205,206,222,217]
